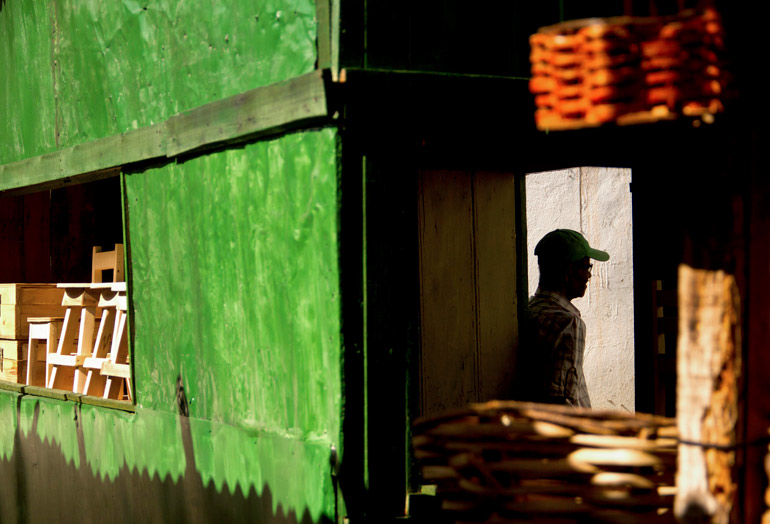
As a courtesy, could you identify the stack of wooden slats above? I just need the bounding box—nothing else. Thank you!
[413,400,678,523]
[529,8,728,131]
[0,284,65,384]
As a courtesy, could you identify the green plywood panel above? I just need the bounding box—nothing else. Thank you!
[1,0,318,163]
[125,128,341,440]
[0,0,57,163]
[53,0,318,149]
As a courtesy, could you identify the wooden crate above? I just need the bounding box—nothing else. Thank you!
[0,339,28,384]
[0,284,65,339]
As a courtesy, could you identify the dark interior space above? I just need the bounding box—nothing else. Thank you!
[0,176,123,284]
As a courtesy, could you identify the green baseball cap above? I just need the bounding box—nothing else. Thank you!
[534,229,610,263]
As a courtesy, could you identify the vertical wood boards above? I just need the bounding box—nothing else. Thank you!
[0,196,26,282]
[0,191,50,283]
[418,170,477,417]
[675,265,740,524]
[418,170,518,418]
[22,190,52,282]
[473,172,518,402]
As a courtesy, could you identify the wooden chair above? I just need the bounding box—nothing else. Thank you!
[46,286,100,391]
[100,285,131,401]
[92,244,124,283]
[45,244,125,393]
[82,285,121,397]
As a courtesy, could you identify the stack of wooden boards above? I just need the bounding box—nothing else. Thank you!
[529,8,728,131]
[413,400,678,523]
[0,284,65,383]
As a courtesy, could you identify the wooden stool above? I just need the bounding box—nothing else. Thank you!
[25,317,65,387]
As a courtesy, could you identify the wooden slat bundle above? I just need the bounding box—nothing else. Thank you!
[413,400,678,523]
[529,8,729,131]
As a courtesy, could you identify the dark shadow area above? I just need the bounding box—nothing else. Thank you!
[0,177,122,284]
[0,394,334,524]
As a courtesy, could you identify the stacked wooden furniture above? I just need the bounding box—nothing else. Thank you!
[0,284,65,384]
[46,284,103,392]
[81,281,131,401]
[413,400,678,523]
[44,244,129,399]
[529,8,729,131]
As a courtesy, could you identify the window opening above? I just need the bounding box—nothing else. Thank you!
[0,177,130,403]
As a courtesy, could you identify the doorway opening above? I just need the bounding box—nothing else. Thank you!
[525,167,635,412]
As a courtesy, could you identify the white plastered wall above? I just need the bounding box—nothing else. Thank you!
[526,167,635,412]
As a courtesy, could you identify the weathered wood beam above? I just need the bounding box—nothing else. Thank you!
[0,381,135,412]
[0,70,330,196]
[315,0,331,71]
[675,264,740,524]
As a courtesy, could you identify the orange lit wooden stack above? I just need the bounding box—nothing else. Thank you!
[413,400,678,523]
[529,8,728,131]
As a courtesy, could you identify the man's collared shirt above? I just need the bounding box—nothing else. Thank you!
[525,288,591,408]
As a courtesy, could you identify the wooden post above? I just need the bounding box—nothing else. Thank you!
[675,265,740,524]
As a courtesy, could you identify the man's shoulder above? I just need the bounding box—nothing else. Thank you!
[528,294,580,325]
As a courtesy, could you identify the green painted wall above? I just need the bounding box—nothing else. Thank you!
[1,0,344,522]
[1,0,317,164]
[0,129,342,523]
[125,128,342,467]
[0,0,57,162]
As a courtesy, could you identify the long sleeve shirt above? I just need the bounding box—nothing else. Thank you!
[523,289,591,408]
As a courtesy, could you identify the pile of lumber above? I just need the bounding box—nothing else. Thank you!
[0,284,65,384]
[413,400,678,523]
[529,8,729,131]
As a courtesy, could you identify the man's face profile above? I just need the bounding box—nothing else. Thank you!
[565,256,592,300]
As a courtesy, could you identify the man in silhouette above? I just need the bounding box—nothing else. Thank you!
[518,229,609,408]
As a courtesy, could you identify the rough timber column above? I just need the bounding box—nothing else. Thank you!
[675,265,740,524]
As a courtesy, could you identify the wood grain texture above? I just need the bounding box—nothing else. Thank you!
[675,265,740,524]
[0,71,329,195]
[474,172,518,402]
[419,170,477,417]
[0,339,27,361]
[419,171,521,418]
[413,400,677,522]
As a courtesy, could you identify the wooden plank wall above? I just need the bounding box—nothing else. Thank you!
[418,170,518,418]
